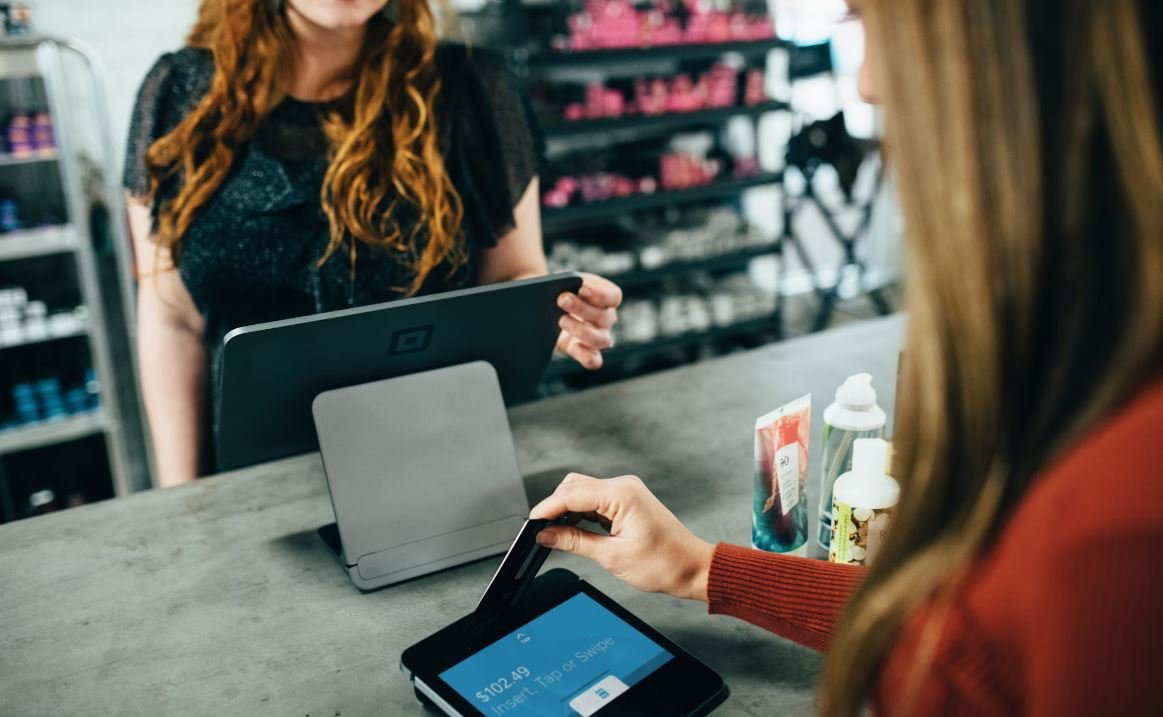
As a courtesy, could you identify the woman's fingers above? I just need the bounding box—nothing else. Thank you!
[555,275,621,371]
[535,524,606,560]
[578,272,624,309]
[559,314,614,350]
[557,331,603,370]
[557,292,618,330]
[579,511,613,531]
[531,473,642,525]
[530,474,606,520]
[531,473,712,602]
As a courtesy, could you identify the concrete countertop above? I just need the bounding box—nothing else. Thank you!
[0,316,905,716]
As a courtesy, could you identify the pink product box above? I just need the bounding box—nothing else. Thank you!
[5,111,55,157]
[635,78,670,116]
[665,75,700,113]
[6,113,33,157]
[563,64,752,121]
[732,157,761,178]
[704,65,740,109]
[744,69,767,106]
[543,188,571,208]
[580,173,636,203]
[572,84,628,121]
[543,176,581,208]
[646,20,684,46]
[32,112,54,152]
[565,1,776,51]
[542,172,662,208]
[659,153,721,191]
[568,0,639,50]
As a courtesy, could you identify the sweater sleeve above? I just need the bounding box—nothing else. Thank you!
[124,53,179,199]
[439,44,541,250]
[706,542,865,652]
[1024,529,1163,716]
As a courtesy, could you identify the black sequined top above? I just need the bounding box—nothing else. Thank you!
[124,44,539,467]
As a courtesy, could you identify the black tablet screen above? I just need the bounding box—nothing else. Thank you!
[439,593,674,716]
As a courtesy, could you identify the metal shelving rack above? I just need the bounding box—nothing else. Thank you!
[602,240,779,290]
[527,37,784,68]
[544,315,777,381]
[501,13,791,381]
[542,99,789,139]
[0,224,78,261]
[542,171,784,231]
[0,149,56,167]
[0,37,141,521]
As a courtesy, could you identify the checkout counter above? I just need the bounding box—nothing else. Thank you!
[0,316,905,715]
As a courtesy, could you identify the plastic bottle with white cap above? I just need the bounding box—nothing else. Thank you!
[828,438,899,566]
[816,373,887,552]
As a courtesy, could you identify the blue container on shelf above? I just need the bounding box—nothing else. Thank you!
[34,378,67,422]
[0,198,22,233]
[33,376,70,422]
[64,387,89,415]
[35,378,62,400]
[34,378,60,394]
[12,382,40,424]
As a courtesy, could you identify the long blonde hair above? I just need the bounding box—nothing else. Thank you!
[145,0,465,295]
[820,1,1163,713]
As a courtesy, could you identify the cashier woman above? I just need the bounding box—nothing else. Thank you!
[535,0,1163,714]
[124,0,621,487]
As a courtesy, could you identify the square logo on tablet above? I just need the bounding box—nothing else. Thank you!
[391,326,433,355]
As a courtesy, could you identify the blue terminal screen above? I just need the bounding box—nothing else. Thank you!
[439,593,673,716]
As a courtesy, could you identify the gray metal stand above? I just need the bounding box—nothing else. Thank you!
[311,361,530,591]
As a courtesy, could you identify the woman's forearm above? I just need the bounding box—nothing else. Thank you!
[128,198,208,488]
[707,543,865,652]
[478,177,548,284]
[137,294,208,488]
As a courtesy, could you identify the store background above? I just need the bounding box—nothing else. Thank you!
[36,0,900,295]
[2,0,902,516]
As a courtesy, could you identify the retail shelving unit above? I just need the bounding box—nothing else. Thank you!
[0,38,141,522]
[544,314,776,381]
[541,98,789,139]
[541,171,783,231]
[603,240,778,290]
[485,3,791,383]
[0,223,77,261]
[527,37,784,68]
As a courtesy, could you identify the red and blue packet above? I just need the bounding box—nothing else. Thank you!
[753,395,811,556]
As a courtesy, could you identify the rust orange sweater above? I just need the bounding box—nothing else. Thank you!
[707,378,1163,714]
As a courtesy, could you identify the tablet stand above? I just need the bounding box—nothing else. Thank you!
[311,361,530,591]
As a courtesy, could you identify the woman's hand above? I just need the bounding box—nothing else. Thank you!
[530,473,715,602]
[556,273,622,370]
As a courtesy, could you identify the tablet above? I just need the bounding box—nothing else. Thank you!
[401,570,728,716]
[217,272,583,471]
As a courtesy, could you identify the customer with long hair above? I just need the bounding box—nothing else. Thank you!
[532,0,1163,713]
[125,0,622,487]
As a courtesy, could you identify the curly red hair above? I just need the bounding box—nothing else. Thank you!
[146,0,465,295]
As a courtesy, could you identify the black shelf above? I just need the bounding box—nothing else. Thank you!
[542,100,790,140]
[608,243,778,290]
[544,315,778,380]
[529,39,786,69]
[542,172,782,231]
